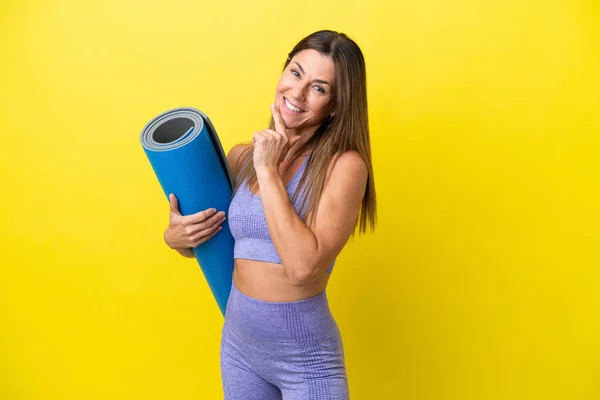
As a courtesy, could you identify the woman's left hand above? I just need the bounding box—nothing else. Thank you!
[252,103,302,175]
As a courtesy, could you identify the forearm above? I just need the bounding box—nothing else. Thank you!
[257,168,318,284]
[175,247,195,258]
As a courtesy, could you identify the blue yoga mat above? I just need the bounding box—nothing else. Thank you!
[140,107,234,316]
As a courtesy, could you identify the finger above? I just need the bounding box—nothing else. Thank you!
[264,129,283,142]
[189,212,225,235]
[192,223,223,246]
[169,194,181,215]
[252,131,265,145]
[271,103,287,136]
[188,208,218,224]
[257,130,271,143]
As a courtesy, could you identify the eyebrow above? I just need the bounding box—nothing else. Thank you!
[292,62,332,86]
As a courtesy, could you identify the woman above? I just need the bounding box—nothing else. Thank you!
[164,30,377,400]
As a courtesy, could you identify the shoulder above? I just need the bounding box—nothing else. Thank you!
[227,143,253,180]
[333,150,367,171]
[305,150,368,234]
[312,150,368,212]
[324,150,368,189]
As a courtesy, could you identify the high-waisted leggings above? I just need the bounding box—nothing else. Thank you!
[220,281,349,399]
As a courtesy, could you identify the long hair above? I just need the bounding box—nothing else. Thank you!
[233,30,377,236]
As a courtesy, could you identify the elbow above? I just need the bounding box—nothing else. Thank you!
[287,265,315,287]
[287,263,320,287]
[290,276,312,287]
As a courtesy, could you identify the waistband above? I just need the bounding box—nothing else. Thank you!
[230,280,328,311]
[223,281,337,343]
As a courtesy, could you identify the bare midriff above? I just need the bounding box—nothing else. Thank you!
[232,259,330,302]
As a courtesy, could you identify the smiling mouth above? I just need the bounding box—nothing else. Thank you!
[284,97,306,113]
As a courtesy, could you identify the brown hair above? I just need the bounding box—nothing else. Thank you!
[233,30,377,236]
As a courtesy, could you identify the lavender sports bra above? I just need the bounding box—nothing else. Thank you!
[227,152,335,274]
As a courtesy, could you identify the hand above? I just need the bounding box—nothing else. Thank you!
[252,103,302,175]
[163,193,226,249]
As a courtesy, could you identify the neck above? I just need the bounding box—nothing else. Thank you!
[275,120,321,159]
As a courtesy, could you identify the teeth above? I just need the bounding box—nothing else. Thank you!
[284,98,304,113]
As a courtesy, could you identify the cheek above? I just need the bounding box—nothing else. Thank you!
[309,95,332,115]
[277,75,294,90]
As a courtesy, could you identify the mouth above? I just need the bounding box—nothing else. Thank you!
[283,97,306,113]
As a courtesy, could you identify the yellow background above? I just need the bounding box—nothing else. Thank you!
[1,0,599,399]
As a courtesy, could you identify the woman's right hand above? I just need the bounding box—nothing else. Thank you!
[163,193,226,250]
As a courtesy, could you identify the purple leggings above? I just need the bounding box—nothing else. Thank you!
[220,281,349,399]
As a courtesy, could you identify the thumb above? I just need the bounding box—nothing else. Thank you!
[169,193,181,215]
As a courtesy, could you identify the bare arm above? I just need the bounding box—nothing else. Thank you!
[169,142,251,258]
[175,248,195,258]
[257,150,368,286]
[226,142,253,181]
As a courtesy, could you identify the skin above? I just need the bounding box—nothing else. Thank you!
[227,49,368,301]
[165,49,367,301]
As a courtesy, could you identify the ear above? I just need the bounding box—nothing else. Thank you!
[329,102,336,117]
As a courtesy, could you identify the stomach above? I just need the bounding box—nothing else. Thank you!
[232,258,331,302]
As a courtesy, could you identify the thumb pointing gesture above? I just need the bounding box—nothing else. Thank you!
[169,193,181,216]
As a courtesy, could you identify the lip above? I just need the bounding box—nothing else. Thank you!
[282,96,306,114]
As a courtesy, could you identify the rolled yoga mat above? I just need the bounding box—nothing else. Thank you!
[140,107,235,316]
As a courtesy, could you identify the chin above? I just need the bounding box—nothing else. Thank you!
[279,113,302,127]
[281,119,300,129]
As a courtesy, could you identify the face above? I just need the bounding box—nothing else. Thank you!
[274,49,336,131]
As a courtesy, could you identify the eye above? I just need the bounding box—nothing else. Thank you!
[291,69,300,77]
[314,86,325,94]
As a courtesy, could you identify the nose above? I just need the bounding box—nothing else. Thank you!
[289,83,307,103]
